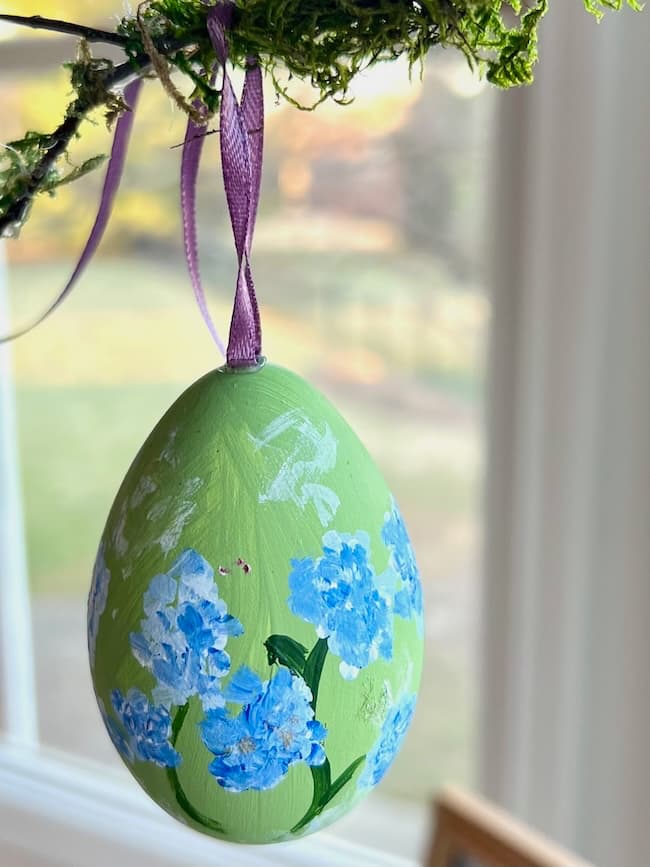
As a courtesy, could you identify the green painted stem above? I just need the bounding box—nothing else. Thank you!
[303,637,329,711]
[171,700,190,743]
[167,702,224,834]
[264,634,366,833]
[291,754,366,834]
[290,637,365,835]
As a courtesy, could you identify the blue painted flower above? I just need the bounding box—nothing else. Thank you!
[382,499,423,633]
[102,688,180,768]
[359,694,417,789]
[200,666,327,792]
[88,542,111,670]
[289,531,393,680]
[130,549,244,710]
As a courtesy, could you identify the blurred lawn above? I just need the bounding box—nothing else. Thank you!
[16,383,181,593]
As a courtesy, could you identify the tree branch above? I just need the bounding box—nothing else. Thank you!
[0,13,129,46]
[0,55,150,237]
[0,0,207,239]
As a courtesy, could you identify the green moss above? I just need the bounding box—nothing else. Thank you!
[0,0,642,234]
[115,0,644,106]
[132,0,642,102]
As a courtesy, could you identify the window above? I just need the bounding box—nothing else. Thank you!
[0,8,491,862]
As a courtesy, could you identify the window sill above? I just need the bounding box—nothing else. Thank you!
[0,741,422,867]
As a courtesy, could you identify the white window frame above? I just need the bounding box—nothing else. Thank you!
[0,747,412,867]
[0,242,37,745]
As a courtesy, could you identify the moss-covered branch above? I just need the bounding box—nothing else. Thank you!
[0,32,198,238]
[0,0,643,237]
[1,52,148,238]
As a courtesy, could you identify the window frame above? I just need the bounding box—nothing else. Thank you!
[0,241,38,745]
[0,742,414,867]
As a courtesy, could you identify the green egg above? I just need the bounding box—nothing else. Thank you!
[88,361,424,844]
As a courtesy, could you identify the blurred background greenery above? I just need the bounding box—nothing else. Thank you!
[1,0,491,812]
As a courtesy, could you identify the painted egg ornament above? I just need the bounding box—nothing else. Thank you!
[88,361,424,843]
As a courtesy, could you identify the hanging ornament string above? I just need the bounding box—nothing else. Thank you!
[0,79,142,344]
[208,3,264,369]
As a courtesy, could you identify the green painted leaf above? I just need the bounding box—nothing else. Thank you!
[291,754,365,834]
[327,754,366,804]
[264,634,309,675]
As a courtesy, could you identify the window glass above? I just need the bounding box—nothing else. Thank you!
[1,7,490,848]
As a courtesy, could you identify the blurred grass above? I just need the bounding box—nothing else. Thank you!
[16,384,182,593]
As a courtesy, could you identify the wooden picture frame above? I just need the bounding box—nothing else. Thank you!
[426,786,594,867]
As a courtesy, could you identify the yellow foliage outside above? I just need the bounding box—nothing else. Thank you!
[2,0,118,31]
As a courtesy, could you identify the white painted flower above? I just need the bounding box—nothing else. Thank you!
[251,409,340,527]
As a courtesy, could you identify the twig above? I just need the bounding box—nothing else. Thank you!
[0,13,129,46]
[136,1,205,125]
[0,0,204,238]
[170,129,219,150]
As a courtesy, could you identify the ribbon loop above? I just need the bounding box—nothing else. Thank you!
[207,5,264,368]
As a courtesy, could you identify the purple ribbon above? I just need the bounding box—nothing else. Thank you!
[0,79,142,344]
[208,3,264,368]
[181,89,226,357]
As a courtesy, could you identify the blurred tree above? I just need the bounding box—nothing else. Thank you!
[394,59,491,283]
